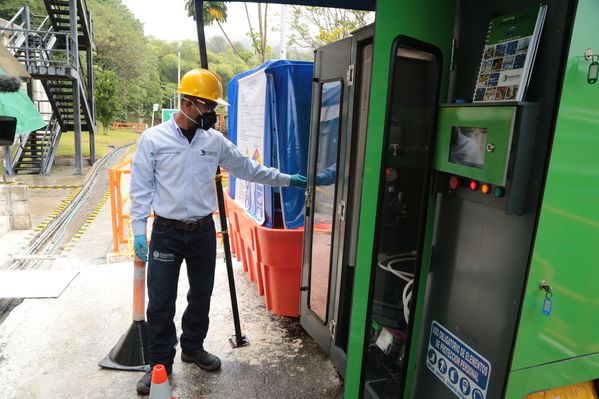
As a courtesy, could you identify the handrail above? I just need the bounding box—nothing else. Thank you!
[10,132,30,171]
[41,117,62,174]
[0,26,73,69]
[7,6,25,26]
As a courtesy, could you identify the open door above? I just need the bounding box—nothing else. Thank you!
[300,37,352,354]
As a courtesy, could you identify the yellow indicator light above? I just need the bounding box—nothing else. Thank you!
[481,184,491,195]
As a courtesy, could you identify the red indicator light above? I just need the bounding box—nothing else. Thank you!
[449,176,461,190]
[469,181,478,191]
[481,184,491,194]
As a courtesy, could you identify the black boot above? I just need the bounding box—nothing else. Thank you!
[136,366,172,395]
[181,350,221,371]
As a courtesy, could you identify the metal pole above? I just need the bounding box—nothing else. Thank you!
[194,0,249,348]
[2,146,14,176]
[177,48,181,108]
[279,5,287,60]
[87,46,96,164]
[69,0,83,174]
[194,0,209,70]
[24,6,30,71]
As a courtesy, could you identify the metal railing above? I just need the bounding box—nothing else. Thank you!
[0,26,75,73]
[41,117,62,174]
[9,132,31,169]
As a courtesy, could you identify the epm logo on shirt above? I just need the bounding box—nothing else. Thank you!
[200,149,218,157]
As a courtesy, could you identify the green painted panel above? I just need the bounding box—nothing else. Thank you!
[434,105,517,185]
[505,352,599,399]
[344,0,455,397]
[510,0,599,373]
[161,108,178,122]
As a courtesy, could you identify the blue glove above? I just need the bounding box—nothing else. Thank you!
[134,234,148,262]
[290,174,307,189]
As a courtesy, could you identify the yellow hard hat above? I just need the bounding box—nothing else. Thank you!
[177,68,230,106]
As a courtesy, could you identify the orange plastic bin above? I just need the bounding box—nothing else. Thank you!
[222,191,237,258]
[224,190,247,272]
[255,226,303,317]
[237,210,264,295]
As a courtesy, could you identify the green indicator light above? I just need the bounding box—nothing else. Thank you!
[494,187,505,197]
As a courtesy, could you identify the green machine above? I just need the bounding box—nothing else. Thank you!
[331,0,599,398]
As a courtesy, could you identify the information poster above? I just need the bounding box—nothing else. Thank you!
[427,321,492,399]
[235,70,267,224]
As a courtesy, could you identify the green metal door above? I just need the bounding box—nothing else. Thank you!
[506,0,599,394]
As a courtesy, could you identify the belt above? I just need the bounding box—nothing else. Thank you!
[155,215,212,231]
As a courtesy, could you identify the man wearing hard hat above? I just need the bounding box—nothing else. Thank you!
[130,68,306,394]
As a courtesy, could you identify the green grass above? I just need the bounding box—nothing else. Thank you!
[56,127,140,158]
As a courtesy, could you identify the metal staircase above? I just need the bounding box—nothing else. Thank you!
[1,1,96,174]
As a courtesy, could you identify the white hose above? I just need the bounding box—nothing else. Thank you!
[402,278,414,324]
[377,253,415,282]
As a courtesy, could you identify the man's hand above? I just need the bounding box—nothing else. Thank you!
[290,174,307,189]
[134,234,148,262]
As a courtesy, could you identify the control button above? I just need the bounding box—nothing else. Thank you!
[481,184,491,194]
[449,175,461,190]
[469,181,478,191]
[385,168,398,182]
[494,187,505,197]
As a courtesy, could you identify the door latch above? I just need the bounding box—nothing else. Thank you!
[346,64,354,86]
[337,200,346,221]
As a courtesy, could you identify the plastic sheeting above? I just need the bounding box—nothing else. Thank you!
[228,60,313,229]
[0,68,45,137]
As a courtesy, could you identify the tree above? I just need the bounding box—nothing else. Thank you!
[207,36,228,54]
[184,1,276,67]
[288,6,374,49]
[244,3,271,64]
[185,1,253,68]
[88,0,162,121]
[95,70,121,134]
[0,0,45,21]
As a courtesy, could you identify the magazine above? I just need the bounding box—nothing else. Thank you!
[473,5,547,102]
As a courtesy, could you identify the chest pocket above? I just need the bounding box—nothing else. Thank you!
[193,152,219,183]
[155,150,182,165]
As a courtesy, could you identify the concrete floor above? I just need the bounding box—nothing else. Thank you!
[0,183,344,398]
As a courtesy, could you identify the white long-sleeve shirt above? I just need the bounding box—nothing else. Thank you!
[130,115,291,236]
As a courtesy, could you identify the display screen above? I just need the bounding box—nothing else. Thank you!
[448,126,488,169]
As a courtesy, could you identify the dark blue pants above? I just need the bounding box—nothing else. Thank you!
[146,218,216,369]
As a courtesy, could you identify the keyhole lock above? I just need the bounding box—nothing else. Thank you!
[486,143,495,153]
[539,280,552,294]
[539,280,553,316]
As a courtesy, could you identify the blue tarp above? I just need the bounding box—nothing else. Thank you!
[228,60,313,229]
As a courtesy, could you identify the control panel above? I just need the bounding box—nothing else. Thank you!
[433,102,539,214]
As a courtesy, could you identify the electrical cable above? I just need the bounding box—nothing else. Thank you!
[402,279,414,324]
[377,252,416,282]
[377,252,416,323]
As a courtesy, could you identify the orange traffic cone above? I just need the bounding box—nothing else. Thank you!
[149,365,173,399]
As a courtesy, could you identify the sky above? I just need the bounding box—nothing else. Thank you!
[121,0,285,45]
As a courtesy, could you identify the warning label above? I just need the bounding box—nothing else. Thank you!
[426,321,491,399]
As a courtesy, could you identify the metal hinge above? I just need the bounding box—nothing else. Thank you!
[346,64,354,86]
[329,320,336,337]
[337,200,346,222]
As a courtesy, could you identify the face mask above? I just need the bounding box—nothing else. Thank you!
[196,110,217,130]
[184,99,217,130]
